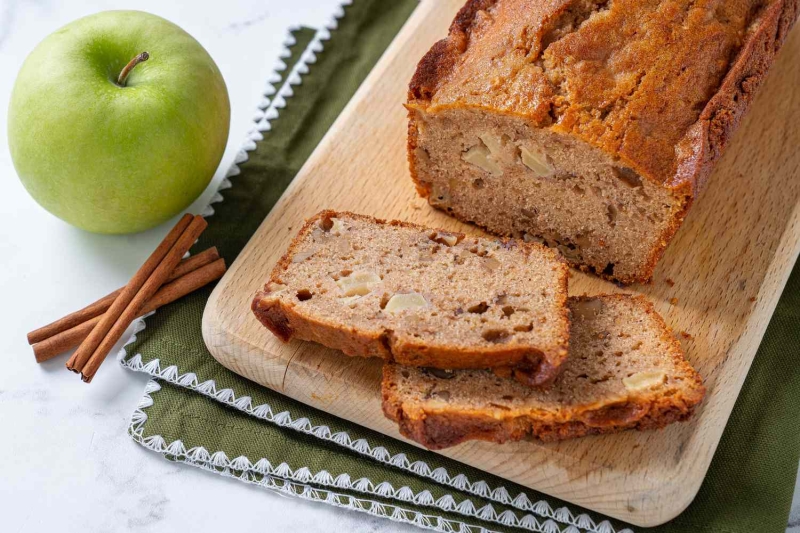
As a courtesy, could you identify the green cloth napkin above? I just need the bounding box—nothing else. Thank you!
[120,2,800,532]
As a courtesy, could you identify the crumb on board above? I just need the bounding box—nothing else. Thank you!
[665,278,675,287]
[680,331,693,340]
[410,197,426,210]
[669,297,679,305]
[749,296,757,302]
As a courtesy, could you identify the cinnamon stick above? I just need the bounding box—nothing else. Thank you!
[32,258,226,363]
[65,213,194,373]
[78,215,208,382]
[28,247,219,345]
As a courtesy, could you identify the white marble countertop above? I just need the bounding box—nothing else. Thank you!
[1,1,797,532]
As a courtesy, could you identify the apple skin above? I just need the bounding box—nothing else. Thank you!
[8,10,230,234]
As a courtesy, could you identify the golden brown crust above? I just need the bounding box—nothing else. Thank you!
[408,0,498,102]
[251,210,570,386]
[382,294,706,450]
[384,379,706,450]
[407,0,799,284]
[410,0,799,189]
[674,0,797,194]
[382,389,703,450]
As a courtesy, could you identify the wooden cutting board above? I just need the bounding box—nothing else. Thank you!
[203,0,800,526]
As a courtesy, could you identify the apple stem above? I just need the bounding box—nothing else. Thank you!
[117,52,150,86]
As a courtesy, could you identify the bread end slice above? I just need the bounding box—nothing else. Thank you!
[382,294,705,450]
[252,210,570,386]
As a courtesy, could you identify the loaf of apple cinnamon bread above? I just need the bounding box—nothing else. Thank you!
[251,210,570,386]
[407,0,799,283]
[382,294,705,450]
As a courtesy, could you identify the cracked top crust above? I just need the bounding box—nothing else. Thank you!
[409,0,799,193]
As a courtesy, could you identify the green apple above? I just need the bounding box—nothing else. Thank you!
[8,10,230,234]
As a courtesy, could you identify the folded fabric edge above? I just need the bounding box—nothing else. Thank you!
[202,20,325,219]
[131,378,616,533]
[121,351,632,533]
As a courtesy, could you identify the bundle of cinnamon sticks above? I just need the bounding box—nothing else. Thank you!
[27,213,226,383]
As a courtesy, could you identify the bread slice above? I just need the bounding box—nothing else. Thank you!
[252,210,570,386]
[382,294,705,450]
[407,0,798,283]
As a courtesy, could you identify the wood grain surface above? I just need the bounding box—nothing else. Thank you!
[202,1,800,526]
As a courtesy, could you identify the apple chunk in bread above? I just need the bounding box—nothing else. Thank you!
[408,108,685,284]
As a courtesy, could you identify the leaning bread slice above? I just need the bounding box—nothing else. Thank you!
[252,210,570,386]
[382,295,705,450]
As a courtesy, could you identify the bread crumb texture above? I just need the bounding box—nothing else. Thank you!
[382,294,705,449]
[252,211,570,386]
